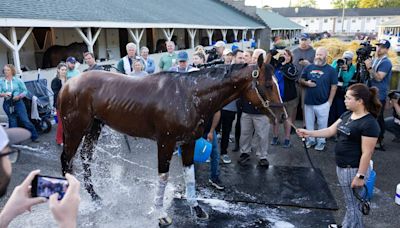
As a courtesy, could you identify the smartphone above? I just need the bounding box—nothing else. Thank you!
[298,58,304,62]
[31,175,69,200]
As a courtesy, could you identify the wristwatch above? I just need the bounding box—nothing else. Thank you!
[356,173,365,179]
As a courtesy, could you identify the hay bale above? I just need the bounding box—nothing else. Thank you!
[313,38,399,65]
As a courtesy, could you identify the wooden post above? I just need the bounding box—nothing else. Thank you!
[206,29,214,45]
[162,28,174,41]
[75,27,102,54]
[187,29,197,49]
[128,28,145,55]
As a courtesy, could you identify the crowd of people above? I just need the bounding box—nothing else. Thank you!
[0,33,399,227]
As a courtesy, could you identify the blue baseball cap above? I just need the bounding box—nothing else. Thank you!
[299,33,310,40]
[66,56,76,63]
[177,51,188,62]
[377,39,390,49]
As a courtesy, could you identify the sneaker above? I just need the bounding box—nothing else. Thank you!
[258,158,269,167]
[209,178,225,190]
[314,142,326,151]
[305,140,316,149]
[270,137,280,145]
[282,139,291,148]
[328,224,342,228]
[192,205,209,220]
[158,216,173,227]
[221,154,232,164]
[238,153,250,165]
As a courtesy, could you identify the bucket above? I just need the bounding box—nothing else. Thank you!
[178,138,212,163]
[53,114,58,124]
[366,169,376,200]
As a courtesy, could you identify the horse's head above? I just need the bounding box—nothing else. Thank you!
[241,55,288,123]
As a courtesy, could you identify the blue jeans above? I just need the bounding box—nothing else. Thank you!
[203,130,220,181]
[3,99,38,140]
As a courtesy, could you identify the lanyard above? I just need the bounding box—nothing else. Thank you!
[372,56,386,72]
[4,78,13,92]
[176,66,189,72]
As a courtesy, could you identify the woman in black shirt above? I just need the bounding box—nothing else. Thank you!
[297,83,381,228]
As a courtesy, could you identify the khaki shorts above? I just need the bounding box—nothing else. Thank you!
[284,96,299,119]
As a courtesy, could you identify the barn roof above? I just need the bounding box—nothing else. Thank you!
[0,0,265,29]
[272,7,400,18]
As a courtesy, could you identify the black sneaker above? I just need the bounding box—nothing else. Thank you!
[209,178,225,190]
[238,153,250,165]
[192,205,209,220]
[258,158,269,167]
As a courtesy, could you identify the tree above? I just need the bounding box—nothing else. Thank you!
[294,0,317,8]
[331,0,360,8]
[358,0,400,8]
[332,0,400,8]
[358,0,380,8]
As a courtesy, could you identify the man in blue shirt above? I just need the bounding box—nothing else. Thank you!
[365,39,393,149]
[66,56,80,80]
[300,47,338,151]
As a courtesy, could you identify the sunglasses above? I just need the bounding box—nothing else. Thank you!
[0,146,20,163]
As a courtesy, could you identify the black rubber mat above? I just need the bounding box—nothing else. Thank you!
[168,198,336,227]
[194,163,338,210]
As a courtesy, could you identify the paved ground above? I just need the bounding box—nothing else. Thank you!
[1,120,399,227]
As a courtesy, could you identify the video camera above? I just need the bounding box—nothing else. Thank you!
[353,41,376,85]
[388,90,400,100]
[205,48,219,62]
[356,41,376,61]
[194,59,224,69]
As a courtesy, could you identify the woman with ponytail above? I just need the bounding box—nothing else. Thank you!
[51,62,67,146]
[297,83,381,228]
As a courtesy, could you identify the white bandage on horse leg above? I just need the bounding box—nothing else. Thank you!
[155,173,169,209]
[183,165,198,207]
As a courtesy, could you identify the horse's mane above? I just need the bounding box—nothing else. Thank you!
[152,63,248,81]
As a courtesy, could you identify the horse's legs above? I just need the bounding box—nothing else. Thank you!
[153,140,175,225]
[61,124,87,175]
[181,142,209,220]
[80,119,103,201]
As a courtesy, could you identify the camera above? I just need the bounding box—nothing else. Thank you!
[356,41,376,61]
[205,48,219,62]
[336,58,346,68]
[298,58,304,62]
[388,90,400,100]
[31,175,69,200]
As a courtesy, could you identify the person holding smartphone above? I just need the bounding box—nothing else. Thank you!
[297,83,381,228]
[0,126,80,228]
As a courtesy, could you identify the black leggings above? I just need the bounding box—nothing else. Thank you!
[220,110,237,155]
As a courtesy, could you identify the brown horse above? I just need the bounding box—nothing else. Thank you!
[42,42,87,68]
[58,56,285,224]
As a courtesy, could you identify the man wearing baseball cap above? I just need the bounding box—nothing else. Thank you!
[207,40,225,62]
[168,51,193,72]
[0,126,81,227]
[364,39,393,150]
[66,56,80,80]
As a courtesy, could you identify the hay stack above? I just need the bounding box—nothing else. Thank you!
[313,38,399,65]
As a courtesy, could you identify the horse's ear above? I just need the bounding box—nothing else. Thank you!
[257,54,264,69]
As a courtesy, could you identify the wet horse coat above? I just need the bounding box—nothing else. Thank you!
[58,60,285,222]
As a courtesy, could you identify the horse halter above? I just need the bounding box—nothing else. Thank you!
[251,69,285,120]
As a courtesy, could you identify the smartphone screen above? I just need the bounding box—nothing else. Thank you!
[31,175,69,200]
